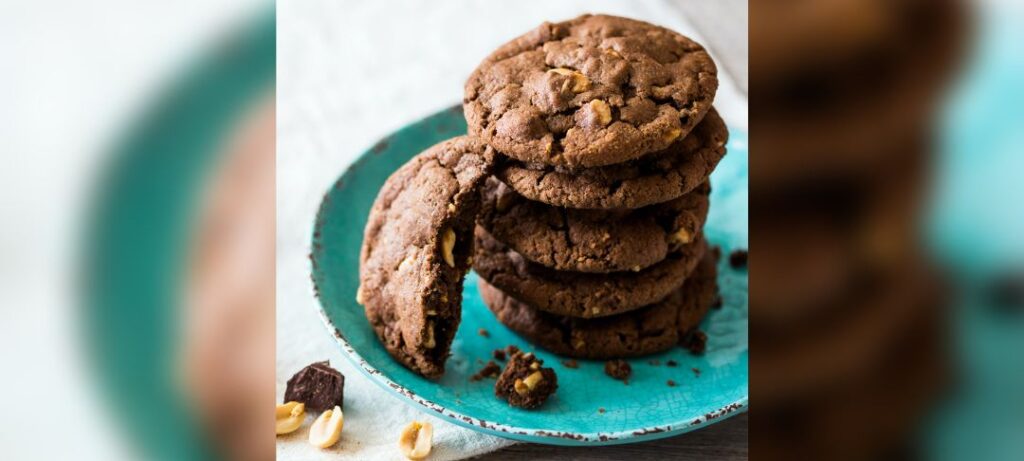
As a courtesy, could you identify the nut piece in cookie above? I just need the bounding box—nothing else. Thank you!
[284,361,344,412]
[359,136,495,378]
[495,351,557,409]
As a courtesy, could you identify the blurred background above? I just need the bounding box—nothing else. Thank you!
[0,1,273,460]
[750,0,1024,459]
[1,0,1022,460]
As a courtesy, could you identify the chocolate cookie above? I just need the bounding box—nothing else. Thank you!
[464,14,718,168]
[473,226,706,318]
[478,176,709,273]
[498,108,727,209]
[480,250,717,359]
[358,136,495,378]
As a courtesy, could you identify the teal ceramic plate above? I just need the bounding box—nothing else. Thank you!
[312,106,748,445]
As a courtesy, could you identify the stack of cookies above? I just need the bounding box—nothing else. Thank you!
[463,15,728,359]
[749,0,966,458]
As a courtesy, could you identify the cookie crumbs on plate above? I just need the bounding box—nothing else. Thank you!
[478,327,490,338]
[666,360,679,367]
[495,351,557,409]
[729,248,748,269]
[667,380,677,387]
[604,359,632,383]
[470,361,501,381]
[561,359,579,369]
[681,330,707,355]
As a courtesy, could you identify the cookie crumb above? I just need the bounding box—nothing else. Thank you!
[495,351,557,409]
[692,367,701,377]
[681,330,707,355]
[470,361,502,381]
[667,380,677,387]
[492,348,507,361]
[506,345,521,356]
[729,249,748,269]
[711,294,723,309]
[561,359,579,369]
[711,245,722,262]
[478,328,490,338]
[598,408,606,414]
[604,360,632,383]
[647,359,661,366]
[666,360,678,367]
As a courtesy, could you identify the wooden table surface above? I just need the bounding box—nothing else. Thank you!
[482,413,748,460]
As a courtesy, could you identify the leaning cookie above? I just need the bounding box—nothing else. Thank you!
[478,176,709,273]
[464,14,718,169]
[358,136,495,378]
[473,226,706,318]
[481,251,716,359]
[498,108,727,210]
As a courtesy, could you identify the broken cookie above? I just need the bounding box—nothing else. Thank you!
[495,351,557,409]
[358,136,495,378]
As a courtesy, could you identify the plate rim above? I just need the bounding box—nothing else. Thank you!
[308,106,748,446]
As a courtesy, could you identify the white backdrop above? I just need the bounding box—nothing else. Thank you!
[277,1,746,459]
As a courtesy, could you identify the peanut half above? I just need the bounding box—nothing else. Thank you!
[398,421,434,460]
[309,405,344,448]
[441,228,456,267]
[276,402,306,435]
[549,68,591,93]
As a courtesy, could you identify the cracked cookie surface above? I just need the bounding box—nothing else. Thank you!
[473,226,706,318]
[497,107,727,210]
[478,176,709,273]
[464,14,718,168]
[480,250,717,359]
[358,136,495,378]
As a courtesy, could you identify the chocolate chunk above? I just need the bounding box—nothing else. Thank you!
[284,361,344,412]
[988,271,1024,315]
[604,359,632,382]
